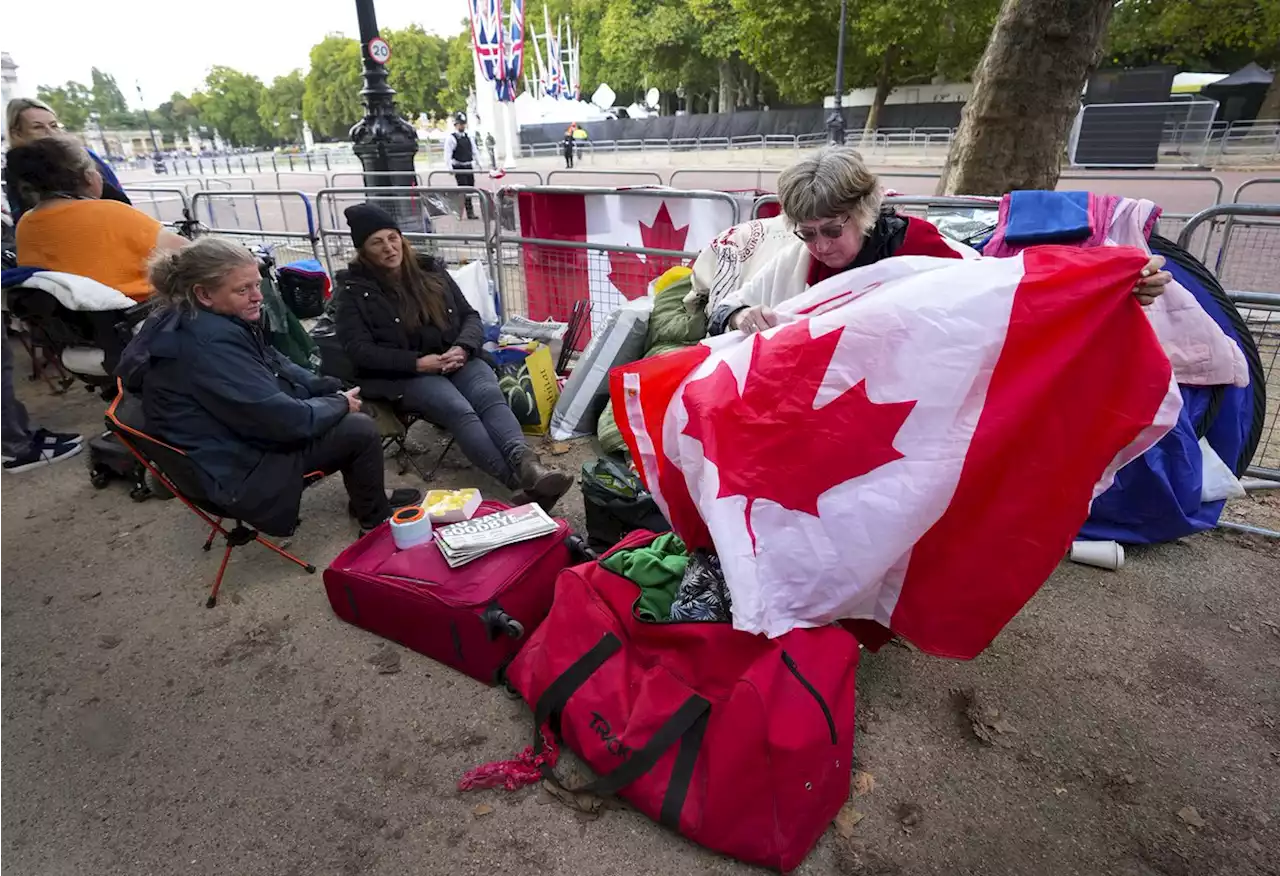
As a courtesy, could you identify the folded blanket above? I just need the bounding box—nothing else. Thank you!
[11,270,136,312]
[1003,190,1092,244]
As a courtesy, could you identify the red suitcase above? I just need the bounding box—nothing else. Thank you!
[323,501,581,684]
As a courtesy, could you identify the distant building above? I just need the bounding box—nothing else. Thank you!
[2,53,21,146]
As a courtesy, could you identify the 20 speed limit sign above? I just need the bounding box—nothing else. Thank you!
[368,37,391,65]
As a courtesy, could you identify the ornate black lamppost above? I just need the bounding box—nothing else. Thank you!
[826,0,848,145]
[350,0,419,206]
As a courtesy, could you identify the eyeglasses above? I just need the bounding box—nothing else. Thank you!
[793,214,850,243]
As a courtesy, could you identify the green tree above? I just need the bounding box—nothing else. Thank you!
[597,0,718,110]
[733,0,997,128]
[156,91,202,138]
[260,70,306,143]
[1106,0,1280,117]
[384,25,451,121]
[438,28,476,118]
[303,34,364,140]
[535,0,613,99]
[200,66,271,147]
[90,68,129,117]
[34,81,93,131]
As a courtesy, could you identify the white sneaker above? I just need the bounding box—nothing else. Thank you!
[2,441,83,474]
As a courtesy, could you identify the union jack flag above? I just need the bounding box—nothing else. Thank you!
[544,33,562,98]
[470,0,504,83]
[498,0,524,101]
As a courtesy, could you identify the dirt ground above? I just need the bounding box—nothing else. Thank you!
[2,373,1278,876]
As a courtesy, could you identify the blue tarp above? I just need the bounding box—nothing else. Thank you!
[1080,253,1253,543]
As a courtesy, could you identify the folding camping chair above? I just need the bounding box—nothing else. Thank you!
[104,379,320,608]
[363,398,456,482]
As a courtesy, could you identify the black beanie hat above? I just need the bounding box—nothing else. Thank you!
[345,204,400,250]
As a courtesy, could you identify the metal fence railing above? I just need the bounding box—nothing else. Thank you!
[313,186,496,282]
[545,169,664,186]
[1233,177,1280,203]
[123,187,193,226]
[426,169,545,187]
[190,190,320,264]
[1178,204,1280,481]
[669,168,781,192]
[491,185,740,329]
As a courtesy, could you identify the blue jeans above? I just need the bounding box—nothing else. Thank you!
[2,335,36,457]
[399,359,527,487]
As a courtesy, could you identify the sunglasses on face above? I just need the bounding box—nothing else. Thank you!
[793,214,851,243]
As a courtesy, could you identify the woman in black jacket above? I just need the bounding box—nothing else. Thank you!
[336,204,572,508]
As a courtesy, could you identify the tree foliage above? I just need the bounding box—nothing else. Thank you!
[260,71,306,143]
[1106,0,1280,70]
[200,66,271,147]
[384,25,451,121]
[155,92,203,137]
[439,28,476,118]
[90,69,130,118]
[303,34,365,140]
[732,0,997,105]
[35,81,93,131]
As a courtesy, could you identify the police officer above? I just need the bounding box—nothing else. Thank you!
[444,112,478,220]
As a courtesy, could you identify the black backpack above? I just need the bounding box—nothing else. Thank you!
[580,457,672,553]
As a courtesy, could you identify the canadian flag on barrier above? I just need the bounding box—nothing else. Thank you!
[517,190,745,341]
[610,246,1182,657]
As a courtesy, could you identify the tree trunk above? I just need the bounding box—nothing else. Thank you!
[937,0,1114,195]
[719,61,735,115]
[1258,74,1280,123]
[861,47,897,147]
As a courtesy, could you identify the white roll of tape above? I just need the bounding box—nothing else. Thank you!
[390,505,433,550]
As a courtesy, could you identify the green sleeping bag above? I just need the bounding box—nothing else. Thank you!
[598,273,706,455]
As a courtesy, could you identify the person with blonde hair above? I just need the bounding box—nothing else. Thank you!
[4,97,129,218]
[116,238,421,535]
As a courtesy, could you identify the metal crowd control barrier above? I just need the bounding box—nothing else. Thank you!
[545,169,664,186]
[190,190,320,264]
[752,192,998,222]
[426,169,545,187]
[273,171,331,192]
[1233,178,1280,203]
[1178,204,1280,482]
[122,187,194,226]
[670,168,780,192]
[313,186,496,282]
[330,170,428,188]
[492,185,741,326]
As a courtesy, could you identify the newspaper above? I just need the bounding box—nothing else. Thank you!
[433,503,559,568]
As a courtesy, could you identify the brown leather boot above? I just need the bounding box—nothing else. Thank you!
[514,450,573,511]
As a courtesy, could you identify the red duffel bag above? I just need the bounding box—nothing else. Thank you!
[505,532,860,871]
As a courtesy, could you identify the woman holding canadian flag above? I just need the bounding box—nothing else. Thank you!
[612,146,1186,658]
[706,147,1171,336]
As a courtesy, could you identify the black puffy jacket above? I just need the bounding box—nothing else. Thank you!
[335,254,485,398]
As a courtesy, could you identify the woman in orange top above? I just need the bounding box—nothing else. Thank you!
[10,136,187,300]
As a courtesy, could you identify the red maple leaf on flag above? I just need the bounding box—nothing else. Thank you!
[681,322,917,551]
[607,202,690,300]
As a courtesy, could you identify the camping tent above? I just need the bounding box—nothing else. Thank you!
[1202,62,1274,123]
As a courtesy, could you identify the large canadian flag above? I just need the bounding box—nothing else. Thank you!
[517,190,746,341]
[610,246,1181,658]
